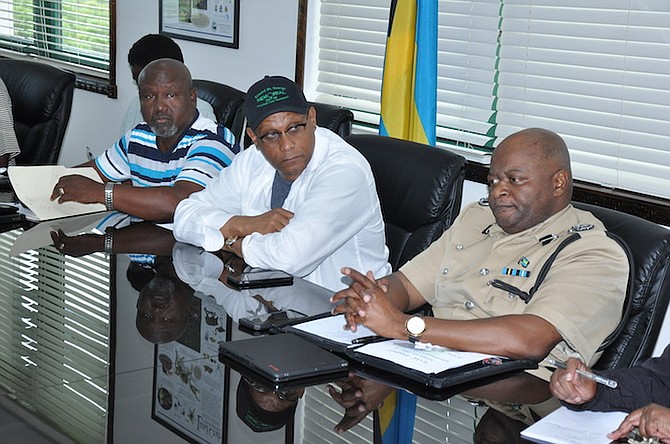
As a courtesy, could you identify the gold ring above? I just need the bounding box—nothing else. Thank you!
[59,187,65,196]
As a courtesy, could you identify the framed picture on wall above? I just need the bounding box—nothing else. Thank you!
[159,0,240,48]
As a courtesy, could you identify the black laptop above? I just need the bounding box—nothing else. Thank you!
[219,333,349,388]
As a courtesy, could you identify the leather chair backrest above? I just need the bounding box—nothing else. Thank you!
[309,101,354,139]
[346,134,467,270]
[192,79,245,138]
[573,202,670,370]
[0,59,75,165]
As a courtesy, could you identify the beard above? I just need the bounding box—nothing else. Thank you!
[149,114,179,138]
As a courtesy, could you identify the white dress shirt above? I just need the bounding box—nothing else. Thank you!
[173,127,391,291]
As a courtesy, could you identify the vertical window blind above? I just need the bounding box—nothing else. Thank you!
[0,0,114,94]
[0,230,111,443]
[308,0,670,200]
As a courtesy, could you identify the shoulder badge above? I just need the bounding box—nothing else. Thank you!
[569,223,594,232]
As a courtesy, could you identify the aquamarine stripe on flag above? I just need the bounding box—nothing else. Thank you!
[414,0,437,145]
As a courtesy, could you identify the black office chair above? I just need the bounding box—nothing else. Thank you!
[0,59,75,165]
[309,101,354,139]
[192,79,245,137]
[345,134,467,271]
[572,202,670,370]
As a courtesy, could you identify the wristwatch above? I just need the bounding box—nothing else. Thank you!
[405,315,426,343]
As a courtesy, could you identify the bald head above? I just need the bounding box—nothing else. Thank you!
[137,59,197,143]
[138,58,193,90]
[487,128,573,233]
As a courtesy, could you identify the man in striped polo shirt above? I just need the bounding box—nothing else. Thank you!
[51,59,237,222]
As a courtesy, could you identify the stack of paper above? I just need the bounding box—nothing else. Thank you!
[8,165,106,221]
[521,406,627,444]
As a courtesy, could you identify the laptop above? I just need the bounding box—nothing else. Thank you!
[219,333,349,387]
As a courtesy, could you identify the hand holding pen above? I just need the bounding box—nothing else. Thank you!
[548,357,618,405]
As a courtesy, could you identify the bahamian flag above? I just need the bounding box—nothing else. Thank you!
[376,2,437,443]
[379,0,438,145]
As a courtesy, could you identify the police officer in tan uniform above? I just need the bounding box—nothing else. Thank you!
[331,128,629,431]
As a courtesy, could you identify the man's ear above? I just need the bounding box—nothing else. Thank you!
[307,106,317,125]
[553,169,569,197]
[246,127,258,146]
[190,87,197,104]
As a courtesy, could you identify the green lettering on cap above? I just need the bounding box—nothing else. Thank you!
[254,85,290,109]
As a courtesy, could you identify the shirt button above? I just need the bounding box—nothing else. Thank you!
[442,268,448,276]
[456,244,463,251]
[479,268,489,276]
[465,300,475,310]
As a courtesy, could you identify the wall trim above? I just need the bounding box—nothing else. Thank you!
[466,162,670,225]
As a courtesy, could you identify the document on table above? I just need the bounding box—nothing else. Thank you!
[354,340,497,374]
[520,406,627,444]
[292,313,378,346]
[8,165,106,221]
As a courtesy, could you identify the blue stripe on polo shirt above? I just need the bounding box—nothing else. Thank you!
[129,163,182,181]
[188,146,233,167]
[189,155,230,171]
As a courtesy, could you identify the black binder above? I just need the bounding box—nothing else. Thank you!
[282,315,538,391]
[345,344,537,391]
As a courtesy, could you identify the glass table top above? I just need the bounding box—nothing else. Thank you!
[0,216,549,444]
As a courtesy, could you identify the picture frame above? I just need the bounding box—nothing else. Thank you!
[159,0,240,49]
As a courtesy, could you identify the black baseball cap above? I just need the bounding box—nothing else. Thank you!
[244,76,309,131]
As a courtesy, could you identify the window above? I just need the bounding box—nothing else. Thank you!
[0,0,116,97]
[305,1,670,200]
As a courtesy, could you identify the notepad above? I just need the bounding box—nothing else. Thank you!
[286,313,379,352]
[520,406,627,444]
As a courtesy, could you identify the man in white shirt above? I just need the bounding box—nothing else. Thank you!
[174,76,390,291]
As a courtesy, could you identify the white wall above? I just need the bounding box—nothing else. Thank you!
[58,0,298,167]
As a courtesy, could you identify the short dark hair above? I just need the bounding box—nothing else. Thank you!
[127,34,184,69]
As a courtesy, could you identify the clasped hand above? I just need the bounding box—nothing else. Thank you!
[327,372,394,433]
[330,267,402,337]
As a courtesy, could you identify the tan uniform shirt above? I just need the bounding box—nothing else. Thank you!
[401,202,628,380]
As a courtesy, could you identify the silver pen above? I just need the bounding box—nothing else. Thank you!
[545,358,618,389]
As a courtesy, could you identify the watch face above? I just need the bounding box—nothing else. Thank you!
[406,316,425,335]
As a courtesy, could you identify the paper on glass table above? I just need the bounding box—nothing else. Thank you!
[8,165,106,221]
[354,340,497,374]
[521,406,627,444]
[292,313,378,346]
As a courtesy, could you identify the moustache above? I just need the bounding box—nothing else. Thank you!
[151,114,173,124]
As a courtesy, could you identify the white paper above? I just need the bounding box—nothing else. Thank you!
[521,406,627,444]
[8,165,106,221]
[293,313,378,346]
[355,340,495,374]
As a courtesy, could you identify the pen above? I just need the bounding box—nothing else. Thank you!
[351,335,387,345]
[545,358,618,389]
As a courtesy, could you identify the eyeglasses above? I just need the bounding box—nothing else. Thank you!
[256,121,308,147]
[245,377,301,402]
